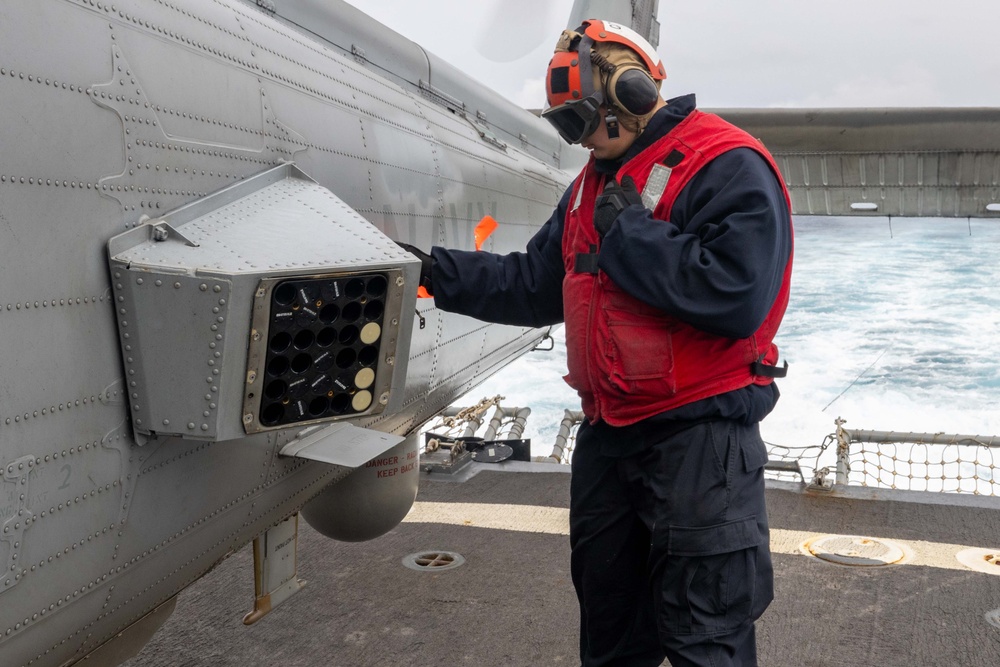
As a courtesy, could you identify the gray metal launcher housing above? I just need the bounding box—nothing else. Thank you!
[107,164,420,442]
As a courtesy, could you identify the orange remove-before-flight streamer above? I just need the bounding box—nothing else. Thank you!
[416,216,498,299]
[475,215,498,251]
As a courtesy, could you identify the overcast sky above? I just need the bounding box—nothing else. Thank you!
[341,0,1000,109]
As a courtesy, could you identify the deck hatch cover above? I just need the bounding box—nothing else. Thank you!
[402,551,465,572]
[956,548,1000,576]
[803,535,907,567]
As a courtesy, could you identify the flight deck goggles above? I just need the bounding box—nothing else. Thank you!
[543,22,666,145]
[541,93,604,145]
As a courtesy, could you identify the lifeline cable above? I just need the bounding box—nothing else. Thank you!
[821,342,893,412]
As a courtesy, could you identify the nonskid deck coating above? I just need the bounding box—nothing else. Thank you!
[124,463,1000,666]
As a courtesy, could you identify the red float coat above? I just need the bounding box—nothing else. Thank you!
[561,110,793,426]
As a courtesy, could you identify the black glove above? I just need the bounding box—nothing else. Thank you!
[396,242,434,295]
[593,175,643,240]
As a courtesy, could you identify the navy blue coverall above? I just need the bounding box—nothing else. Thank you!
[430,95,793,667]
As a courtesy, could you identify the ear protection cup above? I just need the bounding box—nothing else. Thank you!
[606,65,659,116]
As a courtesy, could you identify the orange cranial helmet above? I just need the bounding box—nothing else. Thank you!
[542,19,666,144]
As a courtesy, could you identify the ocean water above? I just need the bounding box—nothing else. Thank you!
[453,217,1000,463]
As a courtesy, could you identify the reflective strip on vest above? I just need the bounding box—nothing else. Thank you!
[641,164,672,210]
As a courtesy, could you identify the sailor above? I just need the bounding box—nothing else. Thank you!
[400,19,793,667]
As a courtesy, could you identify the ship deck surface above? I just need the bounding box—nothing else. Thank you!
[125,463,1000,666]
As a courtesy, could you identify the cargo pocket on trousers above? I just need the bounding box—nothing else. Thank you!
[740,429,769,473]
[656,516,764,635]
